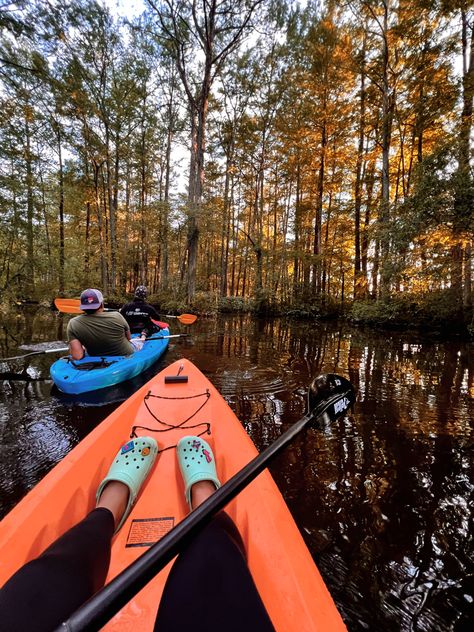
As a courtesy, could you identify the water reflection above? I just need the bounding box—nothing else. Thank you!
[0,312,472,631]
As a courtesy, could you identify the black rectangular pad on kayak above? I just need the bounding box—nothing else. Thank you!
[164,375,189,383]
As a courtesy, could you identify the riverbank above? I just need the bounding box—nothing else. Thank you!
[2,287,472,339]
[151,289,473,339]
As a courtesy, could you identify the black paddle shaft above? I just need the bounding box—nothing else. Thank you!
[57,385,354,632]
[0,335,189,362]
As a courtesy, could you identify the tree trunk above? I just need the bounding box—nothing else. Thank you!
[24,113,35,296]
[186,103,200,300]
[56,126,65,297]
[186,65,211,302]
[161,86,175,290]
[139,95,148,285]
[84,158,91,283]
[379,0,394,297]
[120,134,132,292]
[108,123,121,293]
[293,163,301,302]
[453,9,474,306]
[220,146,232,297]
[312,121,326,296]
[362,156,375,297]
[463,240,472,310]
[354,33,366,300]
[38,171,52,278]
[93,161,108,292]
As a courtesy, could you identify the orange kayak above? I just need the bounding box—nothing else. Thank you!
[0,359,346,631]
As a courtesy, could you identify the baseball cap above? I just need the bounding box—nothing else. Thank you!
[80,288,104,310]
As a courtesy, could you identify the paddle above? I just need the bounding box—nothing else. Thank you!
[163,313,197,325]
[0,334,190,362]
[54,298,84,314]
[54,299,198,325]
[57,373,356,632]
[1,347,72,362]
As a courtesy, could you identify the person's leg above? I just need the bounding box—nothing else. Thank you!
[130,332,147,352]
[0,437,158,632]
[154,472,275,632]
[0,506,116,632]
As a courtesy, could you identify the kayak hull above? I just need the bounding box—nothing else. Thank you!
[49,330,170,394]
[0,359,346,631]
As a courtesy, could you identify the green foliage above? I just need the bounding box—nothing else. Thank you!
[468,313,474,339]
[252,288,273,315]
[190,291,218,315]
[352,297,418,325]
[418,289,464,325]
[398,142,474,243]
[218,296,252,313]
[151,291,189,316]
[103,291,129,306]
[284,295,341,320]
[351,291,465,329]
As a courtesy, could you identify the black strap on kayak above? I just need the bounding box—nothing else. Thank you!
[68,358,117,371]
[130,389,211,451]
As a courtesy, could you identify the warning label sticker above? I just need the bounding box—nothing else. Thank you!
[126,517,175,548]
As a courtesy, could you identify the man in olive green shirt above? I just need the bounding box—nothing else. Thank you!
[67,289,146,360]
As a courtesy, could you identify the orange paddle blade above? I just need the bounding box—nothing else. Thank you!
[54,298,82,314]
[177,314,197,325]
[164,313,197,325]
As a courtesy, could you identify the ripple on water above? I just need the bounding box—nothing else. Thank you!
[0,405,76,516]
[212,365,299,398]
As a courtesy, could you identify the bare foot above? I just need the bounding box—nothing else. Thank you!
[191,480,217,509]
[97,481,129,530]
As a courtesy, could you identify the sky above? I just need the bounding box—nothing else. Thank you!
[103,0,147,19]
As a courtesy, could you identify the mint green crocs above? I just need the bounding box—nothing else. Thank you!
[177,436,221,510]
[96,436,158,533]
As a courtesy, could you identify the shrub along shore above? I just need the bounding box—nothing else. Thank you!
[6,288,470,339]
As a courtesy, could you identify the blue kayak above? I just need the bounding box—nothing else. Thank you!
[50,330,170,394]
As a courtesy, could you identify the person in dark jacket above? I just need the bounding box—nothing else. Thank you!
[119,286,161,335]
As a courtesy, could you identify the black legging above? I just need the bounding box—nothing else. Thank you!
[155,512,275,631]
[0,509,275,632]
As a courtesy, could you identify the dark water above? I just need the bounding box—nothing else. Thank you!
[0,307,473,631]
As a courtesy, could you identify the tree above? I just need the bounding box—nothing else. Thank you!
[453,2,474,309]
[146,0,263,301]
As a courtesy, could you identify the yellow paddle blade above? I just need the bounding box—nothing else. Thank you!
[54,298,82,313]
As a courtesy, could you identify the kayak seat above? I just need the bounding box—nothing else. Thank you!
[96,437,159,534]
[177,436,221,510]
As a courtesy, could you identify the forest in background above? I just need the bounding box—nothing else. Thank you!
[0,0,473,330]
